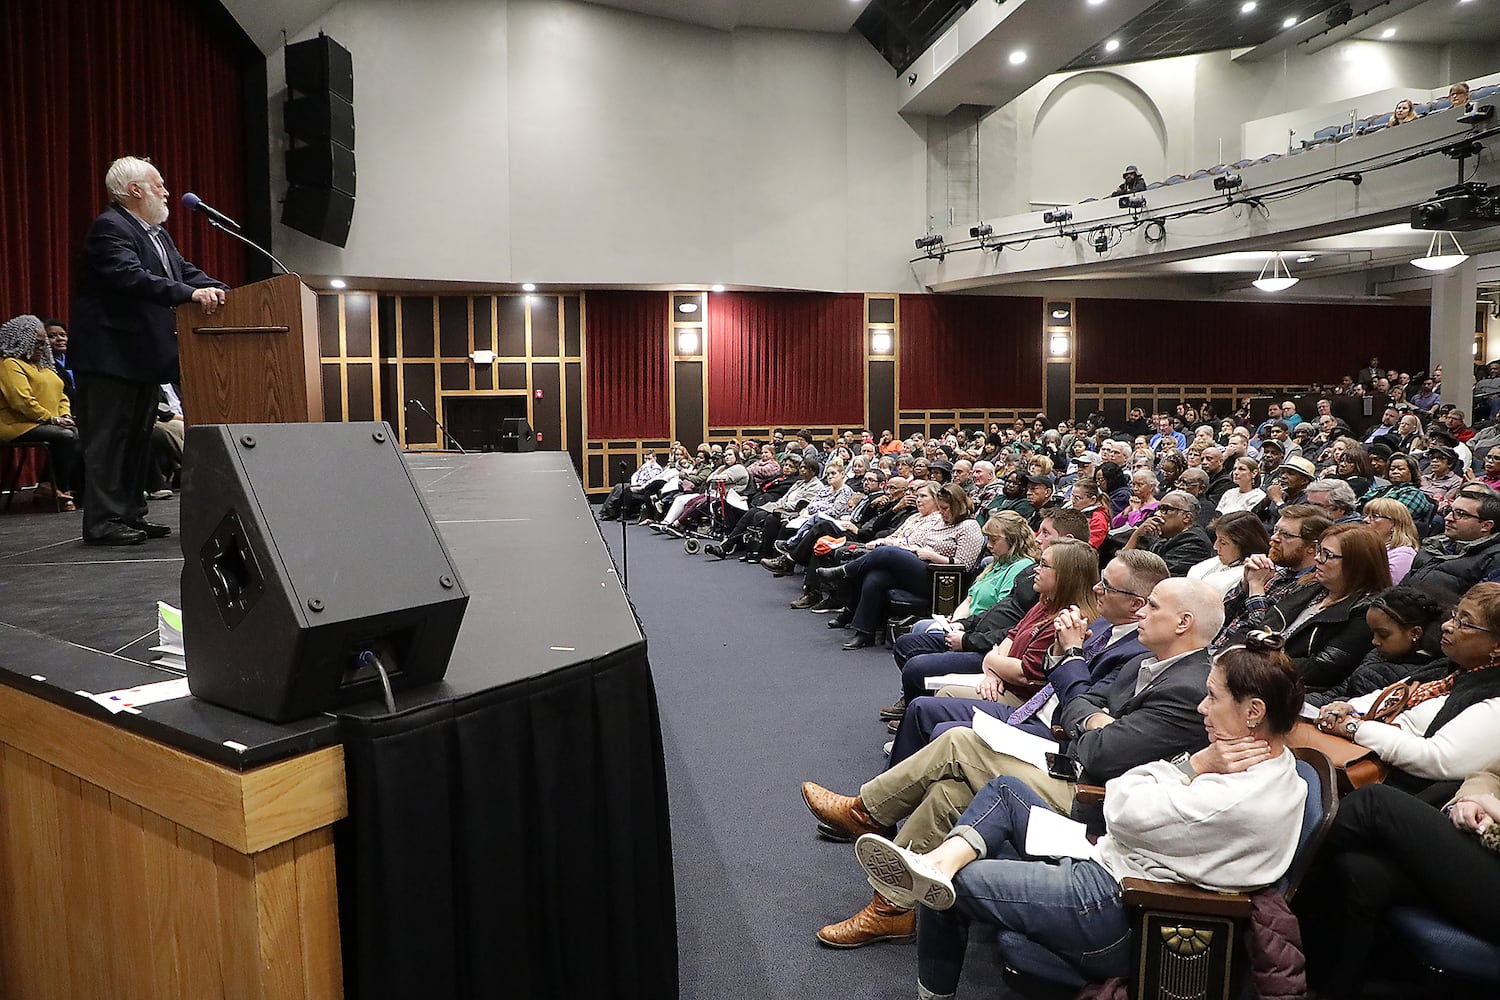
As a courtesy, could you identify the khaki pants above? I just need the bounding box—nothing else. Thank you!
[936,684,1024,707]
[859,726,1073,852]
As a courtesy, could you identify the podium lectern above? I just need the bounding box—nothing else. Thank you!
[177,273,324,424]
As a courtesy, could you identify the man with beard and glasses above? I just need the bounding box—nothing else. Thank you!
[71,157,228,546]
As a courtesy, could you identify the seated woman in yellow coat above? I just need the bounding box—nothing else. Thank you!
[0,314,78,509]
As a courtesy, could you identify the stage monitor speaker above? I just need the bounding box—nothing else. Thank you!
[284,92,355,148]
[180,421,469,723]
[283,185,354,247]
[287,141,356,195]
[285,33,354,102]
[499,417,536,452]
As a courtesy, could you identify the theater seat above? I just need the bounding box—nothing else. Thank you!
[1472,85,1499,102]
[1257,152,1283,163]
[1230,159,1256,169]
[1163,174,1188,185]
[1187,169,1212,179]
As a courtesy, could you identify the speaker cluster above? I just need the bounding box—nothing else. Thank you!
[283,32,356,247]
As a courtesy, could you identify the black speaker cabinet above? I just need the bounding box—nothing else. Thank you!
[287,140,356,195]
[499,417,536,452]
[284,92,355,148]
[283,185,355,247]
[180,422,469,723]
[285,33,354,102]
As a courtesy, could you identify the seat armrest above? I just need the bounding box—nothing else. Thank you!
[1074,784,1106,807]
[1121,878,1254,918]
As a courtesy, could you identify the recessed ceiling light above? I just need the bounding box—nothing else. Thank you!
[521,282,536,292]
[329,278,347,289]
[1240,1,1257,13]
[1295,254,1318,264]
[710,284,725,293]
[1088,0,1106,6]
[1105,38,1121,52]
[1008,50,1027,65]
[1282,16,1297,29]
[1381,27,1396,38]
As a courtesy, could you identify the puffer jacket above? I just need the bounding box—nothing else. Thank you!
[1407,532,1500,597]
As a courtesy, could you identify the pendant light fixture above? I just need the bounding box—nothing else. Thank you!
[1410,230,1469,272]
[1252,251,1299,292]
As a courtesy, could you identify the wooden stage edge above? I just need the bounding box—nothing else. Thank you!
[0,683,345,999]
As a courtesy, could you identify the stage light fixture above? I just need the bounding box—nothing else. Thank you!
[1092,230,1110,254]
[1411,230,1469,271]
[970,223,994,238]
[1118,195,1146,210]
[1213,173,1243,192]
[915,233,945,250]
[1043,209,1073,225]
[1252,251,1299,292]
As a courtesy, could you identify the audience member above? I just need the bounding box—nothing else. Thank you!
[1446,80,1472,110]
[599,450,663,520]
[42,318,72,397]
[1405,487,1500,591]
[1389,97,1419,125]
[1217,456,1266,515]
[1305,586,1449,709]
[1186,510,1270,597]
[1110,164,1147,196]
[1360,497,1420,584]
[1120,489,1212,575]
[1305,477,1361,523]
[0,314,79,510]
[1219,504,1331,647]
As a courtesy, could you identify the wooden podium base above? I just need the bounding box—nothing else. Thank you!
[0,686,345,998]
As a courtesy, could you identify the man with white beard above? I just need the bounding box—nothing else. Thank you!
[71,156,228,546]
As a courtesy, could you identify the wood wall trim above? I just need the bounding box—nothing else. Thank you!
[0,686,346,854]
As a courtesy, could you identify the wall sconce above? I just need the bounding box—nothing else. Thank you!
[469,349,496,365]
[1048,332,1071,358]
[870,330,894,356]
[676,329,701,355]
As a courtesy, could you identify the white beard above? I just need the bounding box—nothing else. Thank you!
[139,190,169,226]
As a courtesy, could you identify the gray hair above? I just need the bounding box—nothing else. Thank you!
[104,156,157,203]
[0,314,48,367]
[1155,577,1226,642]
[1179,468,1210,489]
[1307,478,1357,512]
[1161,489,1199,516]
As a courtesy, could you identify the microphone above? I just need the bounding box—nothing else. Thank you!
[182,193,241,230]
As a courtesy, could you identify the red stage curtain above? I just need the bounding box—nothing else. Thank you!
[705,292,864,426]
[0,0,252,321]
[1075,299,1431,383]
[586,292,671,439]
[899,295,1044,409]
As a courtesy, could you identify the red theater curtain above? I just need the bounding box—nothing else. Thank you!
[0,0,251,320]
[900,295,1044,409]
[586,292,671,439]
[706,292,864,426]
[1075,299,1431,383]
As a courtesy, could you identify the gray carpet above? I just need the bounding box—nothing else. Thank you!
[603,519,1020,1000]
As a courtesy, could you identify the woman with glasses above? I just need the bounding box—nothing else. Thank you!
[1300,582,1500,997]
[1110,469,1160,530]
[1307,586,1451,710]
[1246,524,1391,688]
[1331,439,1374,498]
[1361,497,1421,583]
[1358,452,1435,525]
[1187,510,1270,597]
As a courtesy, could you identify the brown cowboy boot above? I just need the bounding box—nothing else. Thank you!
[800,782,894,842]
[815,890,916,948]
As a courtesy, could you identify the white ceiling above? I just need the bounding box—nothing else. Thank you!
[1353,0,1500,45]
[577,0,869,34]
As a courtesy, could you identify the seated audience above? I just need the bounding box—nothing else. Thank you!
[1186,510,1270,597]
[1305,585,1449,709]
[1446,80,1472,110]
[1405,487,1500,592]
[1305,477,1361,523]
[1360,497,1420,583]
[1216,456,1266,515]
[1110,468,1159,529]
[1120,490,1213,575]
[598,450,663,520]
[857,632,1305,996]
[1110,164,1147,196]
[1390,97,1419,125]
[0,314,79,509]
[1359,452,1434,523]
[799,578,1225,948]
[1066,477,1110,547]
[818,483,983,650]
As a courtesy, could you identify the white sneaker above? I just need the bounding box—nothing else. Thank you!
[855,833,956,910]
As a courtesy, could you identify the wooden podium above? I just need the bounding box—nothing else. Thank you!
[177,273,324,425]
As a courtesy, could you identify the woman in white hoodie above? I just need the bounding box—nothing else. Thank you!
[852,633,1307,997]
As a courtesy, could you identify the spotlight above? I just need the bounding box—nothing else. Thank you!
[914,234,945,250]
[969,223,994,239]
[1213,173,1243,191]
[1043,209,1073,225]
[1118,195,1147,210]
[1092,230,1110,254]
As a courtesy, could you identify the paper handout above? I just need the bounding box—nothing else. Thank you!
[970,707,1061,774]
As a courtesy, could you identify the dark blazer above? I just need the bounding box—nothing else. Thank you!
[1149,526,1214,576]
[1057,647,1213,783]
[1266,586,1375,688]
[70,203,227,384]
[1047,623,1149,715]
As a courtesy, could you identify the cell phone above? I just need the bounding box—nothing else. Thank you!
[1044,752,1077,782]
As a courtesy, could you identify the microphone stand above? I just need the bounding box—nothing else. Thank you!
[202,215,299,278]
[406,400,468,454]
[617,459,629,589]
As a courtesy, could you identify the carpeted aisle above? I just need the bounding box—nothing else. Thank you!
[603,519,1017,1000]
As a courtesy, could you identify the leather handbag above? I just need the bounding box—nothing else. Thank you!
[1287,721,1388,794]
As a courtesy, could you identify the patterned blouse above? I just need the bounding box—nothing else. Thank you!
[885,512,985,568]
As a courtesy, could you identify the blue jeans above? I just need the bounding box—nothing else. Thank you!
[917,777,1130,996]
[900,650,985,704]
[894,621,950,667]
[889,696,1013,765]
[844,545,934,635]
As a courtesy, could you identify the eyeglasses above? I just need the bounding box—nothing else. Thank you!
[1363,513,1392,523]
[1269,527,1306,540]
[1155,504,1188,516]
[1449,611,1496,635]
[1447,507,1482,521]
[1313,545,1343,562]
[1098,577,1147,601]
[1036,558,1053,570]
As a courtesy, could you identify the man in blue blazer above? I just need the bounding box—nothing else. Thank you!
[886,550,1170,764]
[71,156,227,546]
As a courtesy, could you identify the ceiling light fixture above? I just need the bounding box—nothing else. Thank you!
[1282,16,1297,29]
[329,278,347,289]
[710,284,725,293]
[1252,251,1299,292]
[678,302,699,314]
[1241,1,1257,13]
[1105,39,1121,52]
[1411,230,1470,271]
[1296,254,1318,264]
[1088,0,1106,6]
[1009,50,1027,65]
[521,282,536,292]
[1381,27,1396,39]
